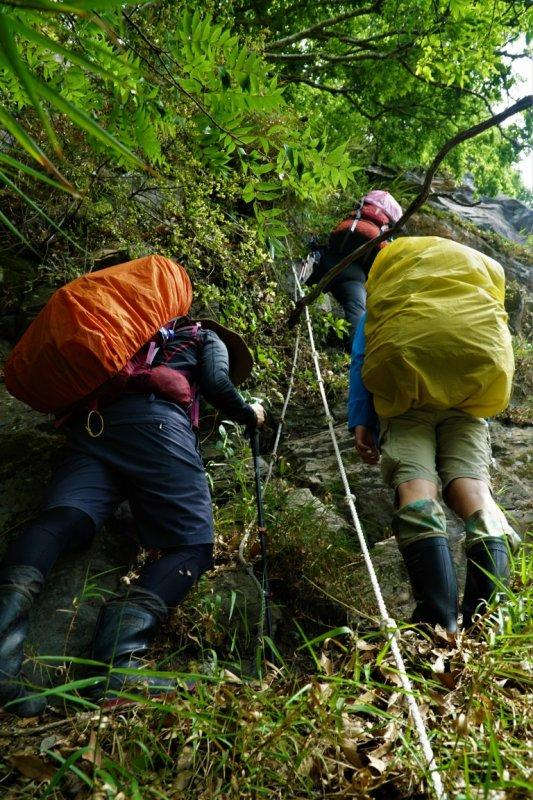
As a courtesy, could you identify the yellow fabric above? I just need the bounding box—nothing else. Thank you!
[362,236,514,419]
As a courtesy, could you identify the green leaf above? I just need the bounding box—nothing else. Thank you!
[32,79,146,169]
[10,17,124,84]
[1,0,139,10]
[0,15,62,157]
[0,106,76,192]
[218,66,231,89]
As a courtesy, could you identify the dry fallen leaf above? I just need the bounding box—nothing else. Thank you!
[340,737,364,767]
[222,669,242,684]
[9,752,56,781]
[319,651,333,675]
[432,654,446,674]
[367,753,388,774]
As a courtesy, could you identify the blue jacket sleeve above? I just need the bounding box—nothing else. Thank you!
[347,313,378,435]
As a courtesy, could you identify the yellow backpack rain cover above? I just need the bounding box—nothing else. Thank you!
[362,236,514,419]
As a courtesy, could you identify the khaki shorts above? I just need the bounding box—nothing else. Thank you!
[379,408,492,491]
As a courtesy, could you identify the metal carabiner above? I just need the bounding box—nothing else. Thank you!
[85,409,104,438]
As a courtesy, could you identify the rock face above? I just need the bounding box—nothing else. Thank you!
[368,165,533,245]
[430,191,533,245]
[405,210,531,289]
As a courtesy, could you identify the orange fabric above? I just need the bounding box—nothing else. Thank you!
[5,255,192,413]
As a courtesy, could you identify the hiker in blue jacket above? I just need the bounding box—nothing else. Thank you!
[349,313,520,633]
[0,318,265,717]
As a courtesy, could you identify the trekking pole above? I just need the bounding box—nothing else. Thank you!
[249,426,274,660]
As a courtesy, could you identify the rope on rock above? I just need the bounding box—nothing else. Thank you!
[292,265,447,800]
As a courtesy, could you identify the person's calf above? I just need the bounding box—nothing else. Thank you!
[2,506,95,577]
[462,507,521,629]
[393,499,458,633]
[137,543,214,608]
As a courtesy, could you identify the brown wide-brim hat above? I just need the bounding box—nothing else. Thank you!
[199,319,254,385]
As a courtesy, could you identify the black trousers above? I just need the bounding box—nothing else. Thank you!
[330,279,366,349]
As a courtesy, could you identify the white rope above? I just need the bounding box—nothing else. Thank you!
[292,266,447,800]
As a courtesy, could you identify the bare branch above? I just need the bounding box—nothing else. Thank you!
[429,192,482,207]
[265,5,379,50]
[288,95,533,328]
[267,43,412,63]
[286,77,381,120]
[496,49,530,59]
[286,77,457,122]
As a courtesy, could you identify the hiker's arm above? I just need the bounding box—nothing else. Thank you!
[348,314,379,446]
[199,331,258,426]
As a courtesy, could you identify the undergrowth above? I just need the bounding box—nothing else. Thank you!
[0,546,530,799]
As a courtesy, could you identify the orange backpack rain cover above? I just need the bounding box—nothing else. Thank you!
[4,255,193,413]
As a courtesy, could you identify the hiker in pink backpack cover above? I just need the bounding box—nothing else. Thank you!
[306,190,402,350]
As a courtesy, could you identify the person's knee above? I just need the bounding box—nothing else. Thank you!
[444,478,491,520]
[40,506,96,548]
[188,543,214,577]
[397,479,438,508]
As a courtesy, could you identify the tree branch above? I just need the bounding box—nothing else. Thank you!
[267,44,411,63]
[398,58,517,145]
[288,95,533,328]
[264,5,379,50]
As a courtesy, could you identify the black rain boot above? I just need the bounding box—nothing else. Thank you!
[401,537,459,633]
[462,539,509,629]
[0,566,47,717]
[90,586,174,699]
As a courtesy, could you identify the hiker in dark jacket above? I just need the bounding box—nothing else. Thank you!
[306,190,402,349]
[0,318,265,717]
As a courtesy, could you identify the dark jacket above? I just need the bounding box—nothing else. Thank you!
[154,327,256,427]
[307,228,372,289]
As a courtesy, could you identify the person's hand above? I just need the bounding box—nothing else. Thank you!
[250,401,266,427]
[354,425,379,465]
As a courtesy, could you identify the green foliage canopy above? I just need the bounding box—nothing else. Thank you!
[0,0,530,259]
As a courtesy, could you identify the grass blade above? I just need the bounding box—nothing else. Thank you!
[43,747,92,798]
[0,206,39,253]
[0,152,77,194]
[0,169,85,250]
[0,106,77,192]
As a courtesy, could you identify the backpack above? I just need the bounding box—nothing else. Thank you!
[83,320,202,429]
[329,190,402,258]
[362,236,514,419]
[4,255,192,414]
